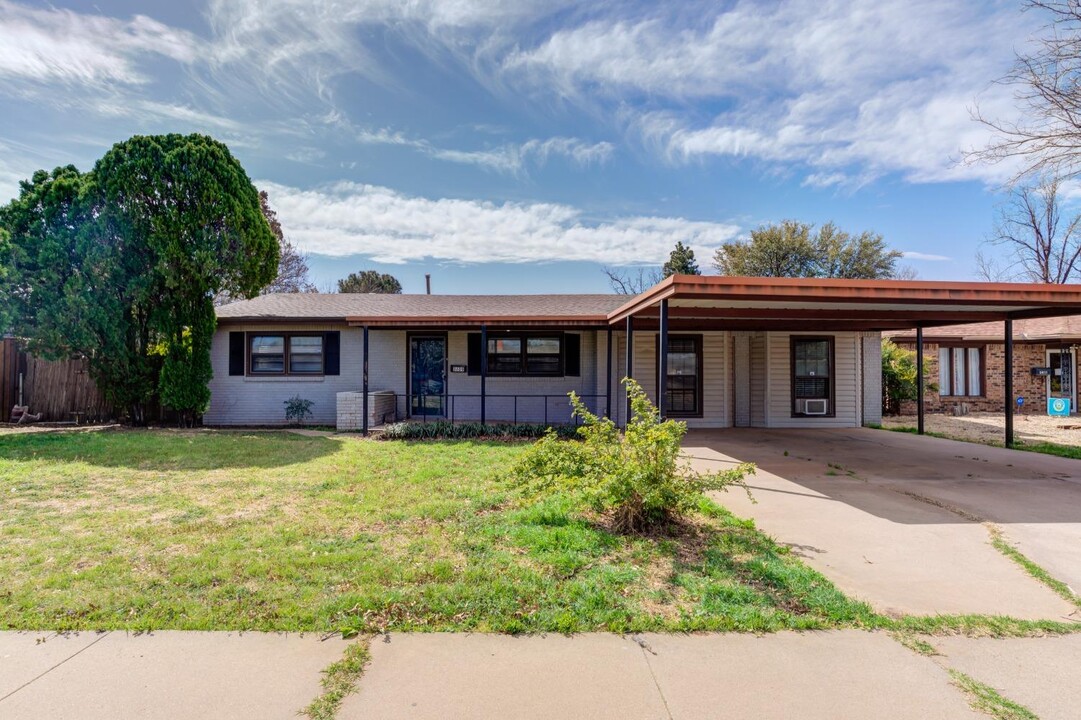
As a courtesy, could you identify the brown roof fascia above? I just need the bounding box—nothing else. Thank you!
[607,276,1081,325]
[345,315,609,327]
[216,317,348,325]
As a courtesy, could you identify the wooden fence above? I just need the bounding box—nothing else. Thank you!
[0,338,18,423]
[0,339,115,423]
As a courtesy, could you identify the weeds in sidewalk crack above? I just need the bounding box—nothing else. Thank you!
[302,638,372,720]
[948,669,1039,720]
[988,525,1081,611]
[890,631,939,656]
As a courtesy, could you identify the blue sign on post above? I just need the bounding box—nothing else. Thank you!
[1048,397,1071,416]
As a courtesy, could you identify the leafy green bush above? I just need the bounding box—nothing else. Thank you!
[283,395,314,425]
[881,339,936,415]
[513,379,754,532]
[379,420,579,441]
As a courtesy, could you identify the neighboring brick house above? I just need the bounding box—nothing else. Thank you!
[208,276,1081,432]
[889,316,1081,415]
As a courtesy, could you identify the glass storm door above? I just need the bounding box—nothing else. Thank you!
[410,336,447,416]
[1047,349,1076,410]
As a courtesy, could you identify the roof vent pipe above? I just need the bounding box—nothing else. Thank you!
[425,274,431,295]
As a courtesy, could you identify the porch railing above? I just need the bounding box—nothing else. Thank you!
[408,393,608,426]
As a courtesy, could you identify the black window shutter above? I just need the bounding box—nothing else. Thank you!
[324,331,341,375]
[564,333,581,377]
[467,333,481,375]
[228,332,245,376]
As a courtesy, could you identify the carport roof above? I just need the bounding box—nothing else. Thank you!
[608,275,1081,331]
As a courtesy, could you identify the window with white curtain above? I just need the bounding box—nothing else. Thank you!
[938,346,983,397]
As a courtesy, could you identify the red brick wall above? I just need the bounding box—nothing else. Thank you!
[896,342,1050,415]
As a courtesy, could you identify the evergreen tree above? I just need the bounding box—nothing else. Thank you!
[95,134,278,425]
[662,241,701,276]
[338,270,403,293]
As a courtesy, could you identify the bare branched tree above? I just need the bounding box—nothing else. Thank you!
[986,175,1081,283]
[892,264,920,280]
[216,190,316,304]
[603,266,663,295]
[974,249,1014,281]
[968,2,1081,181]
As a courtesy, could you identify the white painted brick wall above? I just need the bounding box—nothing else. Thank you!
[862,332,883,426]
[336,391,397,430]
[205,323,365,425]
[443,330,600,424]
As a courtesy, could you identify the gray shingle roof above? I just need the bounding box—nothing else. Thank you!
[888,315,1081,342]
[216,293,627,322]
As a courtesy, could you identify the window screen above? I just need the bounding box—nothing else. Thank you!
[664,336,700,416]
[289,335,324,373]
[488,337,523,374]
[793,339,831,400]
[250,335,285,373]
[525,337,562,375]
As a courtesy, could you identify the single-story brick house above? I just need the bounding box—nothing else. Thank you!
[889,315,1081,415]
[209,276,1081,443]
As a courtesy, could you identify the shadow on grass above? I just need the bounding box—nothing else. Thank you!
[0,428,343,470]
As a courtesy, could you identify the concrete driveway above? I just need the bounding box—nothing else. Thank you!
[684,428,1081,620]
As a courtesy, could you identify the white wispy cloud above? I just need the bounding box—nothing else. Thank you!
[507,0,1039,185]
[902,251,951,262]
[0,0,199,85]
[355,128,614,174]
[260,180,738,264]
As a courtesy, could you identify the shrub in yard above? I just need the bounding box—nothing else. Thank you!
[379,421,579,441]
[514,379,755,532]
[284,395,314,424]
[881,338,936,415]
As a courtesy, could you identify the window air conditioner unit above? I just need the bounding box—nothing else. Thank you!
[797,398,829,415]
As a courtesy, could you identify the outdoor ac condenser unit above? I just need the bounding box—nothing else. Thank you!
[796,398,829,415]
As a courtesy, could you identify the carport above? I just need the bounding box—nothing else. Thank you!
[609,276,1081,444]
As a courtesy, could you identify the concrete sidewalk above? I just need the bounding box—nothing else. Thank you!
[0,631,348,720]
[932,634,1081,720]
[340,631,981,720]
[4,630,1074,719]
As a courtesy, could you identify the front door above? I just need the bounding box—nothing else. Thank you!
[1046,348,1076,412]
[410,336,447,417]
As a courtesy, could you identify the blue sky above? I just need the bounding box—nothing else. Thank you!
[0,0,1046,293]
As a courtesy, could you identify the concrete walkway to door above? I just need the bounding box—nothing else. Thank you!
[684,428,1081,620]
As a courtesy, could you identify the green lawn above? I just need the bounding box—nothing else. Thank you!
[0,429,875,634]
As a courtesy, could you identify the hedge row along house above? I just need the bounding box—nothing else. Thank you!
[889,316,1081,416]
[209,275,1081,446]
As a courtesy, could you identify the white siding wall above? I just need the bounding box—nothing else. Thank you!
[732,332,750,427]
[750,332,767,427]
[612,330,729,428]
[765,331,861,428]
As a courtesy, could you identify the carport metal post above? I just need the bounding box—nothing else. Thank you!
[1005,317,1014,447]
[625,316,634,427]
[658,299,669,420]
[605,326,613,419]
[916,325,924,435]
[362,326,369,436]
[480,324,488,425]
